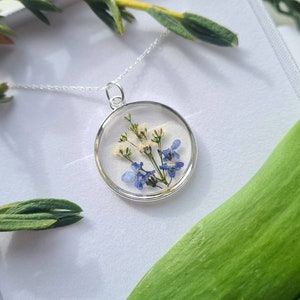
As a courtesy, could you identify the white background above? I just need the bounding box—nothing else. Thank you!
[0,0,300,299]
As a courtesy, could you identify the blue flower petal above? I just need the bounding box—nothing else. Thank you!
[131,162,143,171]
[173,151,180,160]
[134,174,145,190]
[122,171,135,183]
[175,161,184,170]
[160,160,184,178]
[171,139,181,150]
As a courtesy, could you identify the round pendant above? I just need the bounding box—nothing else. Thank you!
[94,101,197,202]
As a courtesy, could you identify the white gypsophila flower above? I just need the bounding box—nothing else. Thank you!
[137,140,155,154]
[113,142,132,158]
[138,123,148,137]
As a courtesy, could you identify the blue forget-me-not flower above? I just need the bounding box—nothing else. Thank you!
[159,139,184,178]
[122,162,155,190]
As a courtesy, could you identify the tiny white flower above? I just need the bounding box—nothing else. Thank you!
[113,142,133,158]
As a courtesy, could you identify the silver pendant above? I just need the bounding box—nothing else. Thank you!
[94,82,197,202]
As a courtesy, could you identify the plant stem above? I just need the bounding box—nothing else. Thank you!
[147,153,167,185]
[116,0,183,20]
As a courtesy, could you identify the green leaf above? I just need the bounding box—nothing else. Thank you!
[0,213,57,231]
[0,22,15,37]
[0,202,21,214]
[0,21,14,44]
[182,12,238,47]
[0,33,14,44]
[84,0,121,33]
[4,198,83,214]
[0,83,13,103]
[0,198,83,231]
[128,119,300,299]
[50,214,83,228]
[30,9,51,25]
[120,7,135,23]
[147,8,194,40]
[19,0,61,25]
[20,0,61,12]
[290,0,300,14]
[103,0,124,34]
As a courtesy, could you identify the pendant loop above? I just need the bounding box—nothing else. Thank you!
[105,81,126,110]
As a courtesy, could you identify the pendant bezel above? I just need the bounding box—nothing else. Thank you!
[94,101,197,202]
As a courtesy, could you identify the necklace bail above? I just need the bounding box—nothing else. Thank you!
[105,81,126,110]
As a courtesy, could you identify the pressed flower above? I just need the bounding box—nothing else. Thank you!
[117,115,184,190]
[122,162,155,190]
[113,143,132,159]
[137,123,148,140]
[137,140,154,154]
[159,139,181,161]
[160,160,184,178]
[151,128,165,144]
[119,132,128,142]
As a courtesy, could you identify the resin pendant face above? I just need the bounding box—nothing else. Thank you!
[95,101,197,202]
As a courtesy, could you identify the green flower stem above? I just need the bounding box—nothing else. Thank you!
[147,153,167,185]
[116,0,183,20]
[157,141,163,164]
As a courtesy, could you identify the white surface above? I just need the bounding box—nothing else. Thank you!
[0,0,300,299]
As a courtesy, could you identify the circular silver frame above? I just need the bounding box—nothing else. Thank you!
[94,101,197,202]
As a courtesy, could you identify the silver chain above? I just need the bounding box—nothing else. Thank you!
[113,29,169,84]
[10,84,101,92]
[9,30,169,93]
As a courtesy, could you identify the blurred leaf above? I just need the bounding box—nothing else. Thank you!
[0,19,15,44]
[290,0,300,14]
[19,0,61,12]
[147,8,194,40]
[120,7,135,23]
[84,0,121,33]
[19,0,61,25]
[23,0,61,12]
[0,22,15,36]
[264,0,300,30]
[0,83,13,103]
[182,13,238,47]
[0,33,14,45]
[103,0,124,34]
[30,9,51,24]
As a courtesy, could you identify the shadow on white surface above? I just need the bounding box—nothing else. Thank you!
[1,221,101,299]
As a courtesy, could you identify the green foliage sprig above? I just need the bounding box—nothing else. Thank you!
[0,0,238,47]
[264,0,300,29]
[0,198,83,231]
[0,82,13,103]
[0,18,15,44]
